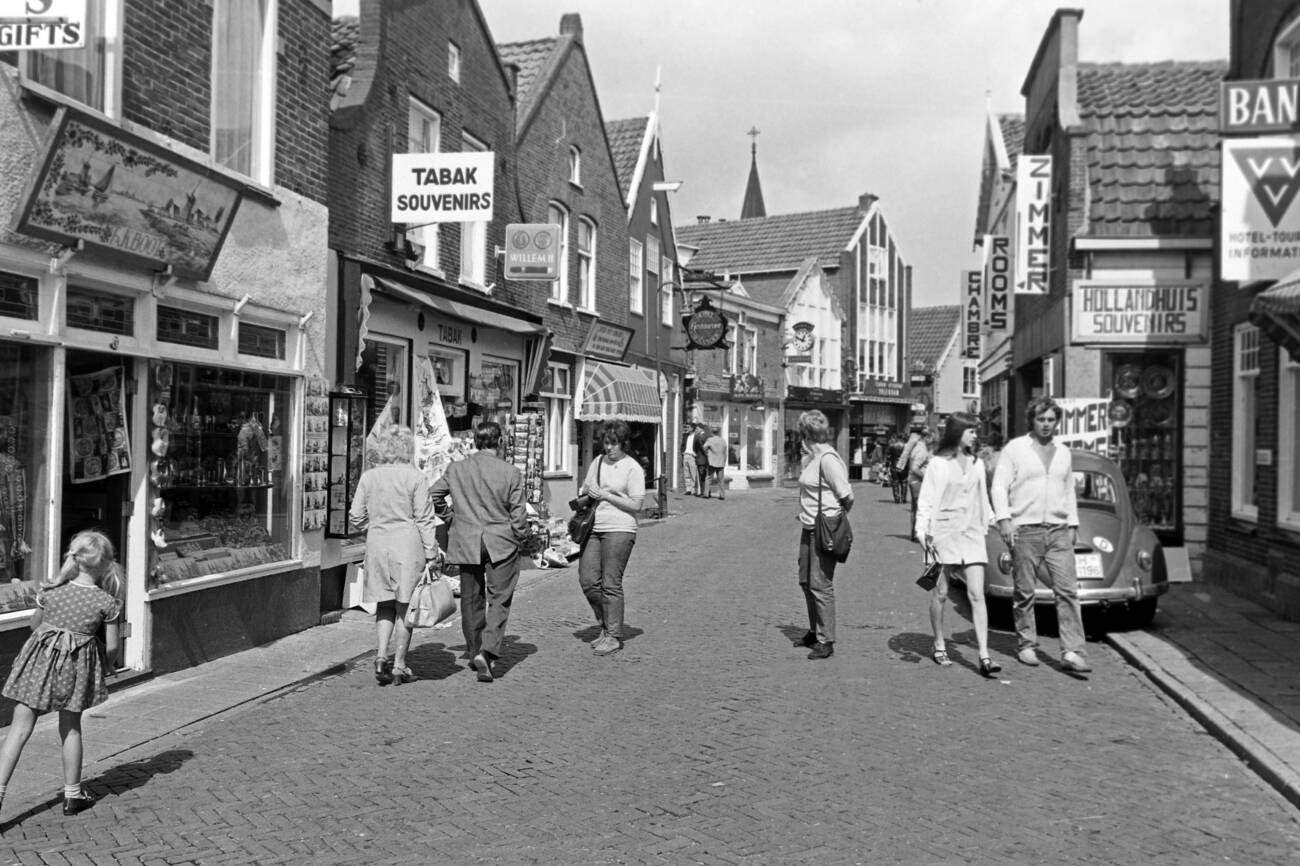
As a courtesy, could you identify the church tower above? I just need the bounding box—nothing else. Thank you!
[740,126,766,219]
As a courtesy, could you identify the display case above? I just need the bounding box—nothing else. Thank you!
[1106,352,1181,536]
[325,390,367,539]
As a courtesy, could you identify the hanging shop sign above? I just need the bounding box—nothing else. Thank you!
[1071,281,1206,344]
[0,0,85,49]
[683,296,730,350]
[504,223,560,281]
[982,235,1011,334]
[580,319,634,362]
[1221,136,1300,282]
[1014,154,1051,294]
[1055,397,1111,454]
[964,269,982,359]
[1221,79,1300,135]
[15,108,244,281]
[391,151,495,224]
[729,373,765,400]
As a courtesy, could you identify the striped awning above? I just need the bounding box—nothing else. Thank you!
[1249,271,1300,363]
[578,362,661,423]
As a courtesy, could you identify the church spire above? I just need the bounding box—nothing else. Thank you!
[740,126,766,219]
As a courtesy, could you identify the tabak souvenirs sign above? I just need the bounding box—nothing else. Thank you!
[16,109,244,280]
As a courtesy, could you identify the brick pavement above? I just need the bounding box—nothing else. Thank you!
[0,485,1298,864]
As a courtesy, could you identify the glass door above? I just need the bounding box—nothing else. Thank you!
[1106,351,1182,541]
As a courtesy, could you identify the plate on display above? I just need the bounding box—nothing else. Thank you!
[1114,364,1142,399]
[1108,399,1133,427]
[1146,398,1175,427]
[1142,365,1175,399]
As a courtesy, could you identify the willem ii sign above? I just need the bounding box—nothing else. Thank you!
[1071,281,1206,345]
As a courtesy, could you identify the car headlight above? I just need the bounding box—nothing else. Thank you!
[1136,549,1153,572]
[998,552,1013,574]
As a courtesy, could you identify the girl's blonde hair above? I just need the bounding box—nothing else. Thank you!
[47,530,123,599]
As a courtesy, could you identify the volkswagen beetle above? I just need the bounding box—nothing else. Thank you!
[984,449,1167,627]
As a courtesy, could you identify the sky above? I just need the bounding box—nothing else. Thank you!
[342,0,1229,308]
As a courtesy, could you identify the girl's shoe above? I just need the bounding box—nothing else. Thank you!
[63,789,96,816]
[391,664,418,685]
[979,657,1002,677]
[374,657,393,685]
[932,648,952,666]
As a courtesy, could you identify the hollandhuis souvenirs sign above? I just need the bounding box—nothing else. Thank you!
[1071,281,1206,344]
[16,108,244,281]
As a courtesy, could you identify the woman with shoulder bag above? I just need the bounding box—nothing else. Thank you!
[793,410,853,661]
[914,412,1001,677]
[577,420,645,657]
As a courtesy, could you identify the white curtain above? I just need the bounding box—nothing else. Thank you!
[212,0,268,175]
[30,1,107,109]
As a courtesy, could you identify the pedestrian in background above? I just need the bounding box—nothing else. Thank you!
[349,425,441,686]
[0,530,123,816]
[904,427,932,537]
[693,423,710,495]
[682,424,700,496]
[577,420,646,656]
[990,396,1092,674]
[793,410,853,660]
[431,421,528,683]
[888,434,908,502]
[914,412,1001,677]
[703,425,727,500]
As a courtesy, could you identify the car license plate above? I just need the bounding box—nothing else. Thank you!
[1075,553,1104,579]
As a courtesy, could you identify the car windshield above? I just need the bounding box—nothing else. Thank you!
[1073,470,1118,510]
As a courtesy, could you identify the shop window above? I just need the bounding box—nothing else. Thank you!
[66,286,134,336]
[211,0,277,183]
[157,306,219,350]
[23,0,120,116]
[237,322,286,360]
[0,344,53,616]
[0,272,39,321]
[1232,324,1260,521]
[460,132,488,287]
[357,338,410,436]
[726,404,766,472]
[577,217,596,310]
[147,363,292,587]
[1279,354,1300,529]
[541,363,572,473]
[629,239,643,314]
[548,202,570,304]
[406,98,441,271]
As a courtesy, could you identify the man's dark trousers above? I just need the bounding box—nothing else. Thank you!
[460,541,520,660]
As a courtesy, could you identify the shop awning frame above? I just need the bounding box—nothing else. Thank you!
[1248,270,1300,363]
[578,361,662,424]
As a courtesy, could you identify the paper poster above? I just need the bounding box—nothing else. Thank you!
[1056,397,1111,453]
[413,356,454,485]
[67,366,131,484]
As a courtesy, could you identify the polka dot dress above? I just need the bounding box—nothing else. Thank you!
[3,583,121,713]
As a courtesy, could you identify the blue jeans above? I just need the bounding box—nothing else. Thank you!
[798,528,837,644]
[1011,524,1085,655]
[578,532,636,638]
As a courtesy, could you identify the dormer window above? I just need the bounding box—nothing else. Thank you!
[448,41,461,82]
[569,146,581,186]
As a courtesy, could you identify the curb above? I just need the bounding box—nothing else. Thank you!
[1106,631,1300,811]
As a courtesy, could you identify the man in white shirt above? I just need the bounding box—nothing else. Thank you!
[681,424,700,496]
[990,396,1091,674]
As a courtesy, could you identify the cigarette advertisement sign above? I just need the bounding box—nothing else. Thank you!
[0,0,84,49]
[1221,136,1300,282]
[1015,155,1051,294]
[1071,281,1206,344]
[982,235,1011,335]
[1056,397,1111,453]
[391,151,495,224]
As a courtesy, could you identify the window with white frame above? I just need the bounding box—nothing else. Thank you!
[541,362,572,473]
[448,41,461,82]
[963,363,979,397]
[1275,11,1300,77]
[650,197,659,226]
[645,236,660,322]
[569,146,581,186]
[406,98,441,270]
[1280,353,1300,527]
[460,132,489,287]
[660,256,674,325]
[1233,323,1261,520]
[628,239,644,314]
[577,217,596,310]
[548,203,571,303]
[25,0,122,116]
[727,322,739,374]
[212,0,277,183]
[743,325,758,374]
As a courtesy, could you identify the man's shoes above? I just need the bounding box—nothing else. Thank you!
[62,789,96,816]
[1017,648,1041,666]
[471,652,494,682]
[1061,651,1093,673]
[807,641,834,660]
[793,631,816,648]
[592,634,622,656]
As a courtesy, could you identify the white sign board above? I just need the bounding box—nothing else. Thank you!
[1071,281,1207,344]
[391,151,494,224]
[964,270,982,359]
[0,0,85,49]
[1221,136,1300,281]
[1056,397,1111,453]
[982,234,1011,335]
[1015,155,1051,294]
[504,223,560,281]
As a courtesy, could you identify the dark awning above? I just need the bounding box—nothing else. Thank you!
[1248,271,1300,363]
[578,362,661,424]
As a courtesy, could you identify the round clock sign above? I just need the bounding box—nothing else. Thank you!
[685,303,728,350]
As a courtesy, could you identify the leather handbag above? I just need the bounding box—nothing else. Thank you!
[567,460,602,548]
[815,456,853,562]
[406,567,457,628]
[916,547,943,591]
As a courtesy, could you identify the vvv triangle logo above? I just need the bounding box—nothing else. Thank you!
[1233,146,1300,227]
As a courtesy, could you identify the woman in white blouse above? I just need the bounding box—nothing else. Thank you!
[915,412,1001,677]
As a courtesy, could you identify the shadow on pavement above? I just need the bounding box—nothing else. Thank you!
[406,641,467,681]
[571,624,647,645]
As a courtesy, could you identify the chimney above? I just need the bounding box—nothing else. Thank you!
[859,192,878,213]
[559,13,583,42]
[696,215,711,224]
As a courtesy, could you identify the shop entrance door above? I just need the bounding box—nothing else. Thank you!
[62,350,136,670]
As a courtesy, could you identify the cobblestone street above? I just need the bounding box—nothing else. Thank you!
[3,484,1299,864]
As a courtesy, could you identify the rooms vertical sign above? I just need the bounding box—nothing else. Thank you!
[1015,155,1051,294]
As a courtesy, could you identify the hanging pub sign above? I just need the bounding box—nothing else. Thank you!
[15,108,245,281]
[729,373,764,400]
[1015,154,1051,294]
[683,296,730,350]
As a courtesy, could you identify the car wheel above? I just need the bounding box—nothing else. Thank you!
[1126,597,1157,629]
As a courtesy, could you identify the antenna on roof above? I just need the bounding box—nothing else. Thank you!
[653,65,662,115]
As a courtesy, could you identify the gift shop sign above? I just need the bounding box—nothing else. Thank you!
[391,152,494,223]
[1055,397,1111,453]
[1071,281,1206,344]
[1221,136,1300,281]
[0,0,85,49]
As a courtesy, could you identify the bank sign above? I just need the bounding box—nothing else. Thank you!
[1071,281,1206,345]
[391,152,494,224]
[0,0,84,49]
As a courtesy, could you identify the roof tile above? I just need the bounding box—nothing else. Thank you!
[908,306,962,371]
[676,207,865,274]
[605,117,647,200]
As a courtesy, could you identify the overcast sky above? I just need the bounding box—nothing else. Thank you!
[342,1,1229,308]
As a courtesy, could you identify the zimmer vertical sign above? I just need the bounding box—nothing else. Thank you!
[1015,155,1051,294]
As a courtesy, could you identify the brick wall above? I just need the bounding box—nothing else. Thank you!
[275,0,331,203]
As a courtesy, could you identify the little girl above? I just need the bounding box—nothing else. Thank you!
[0,530,123,816]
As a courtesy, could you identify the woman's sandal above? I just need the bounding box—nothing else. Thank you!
[932,648,952,666]
[391,664,418,685]
[374,657,393,686]
[979,657,1002,677]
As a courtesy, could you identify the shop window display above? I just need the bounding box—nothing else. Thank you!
[0,344,52,613]
[147,362,292,586]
